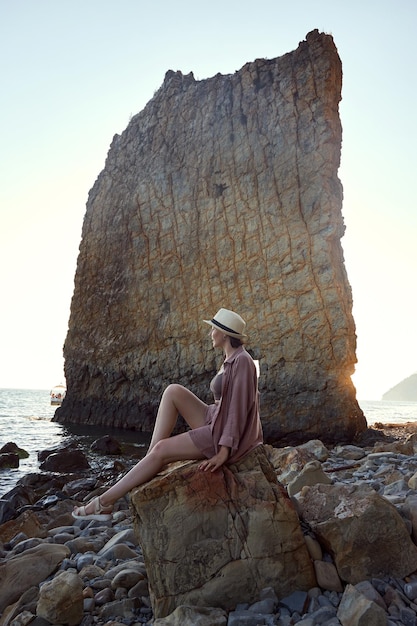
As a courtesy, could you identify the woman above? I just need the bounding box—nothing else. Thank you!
[73,308,263,520]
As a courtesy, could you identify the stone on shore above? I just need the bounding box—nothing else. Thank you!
[0,442,29,459]
[0,510,46,544]
[4,428,417,625]
[130,445,316,619]
[39,448,90,472]
[296,482,417,583]
[153,605,228,625]
[0,453,19,469]
[287,459,333,496]
[0,543,70,614]
[36,571,83,625]
[336,583,387,626]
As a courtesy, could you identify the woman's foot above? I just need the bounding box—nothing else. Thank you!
[72,495,113,521]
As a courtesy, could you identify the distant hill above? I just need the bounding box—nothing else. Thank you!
[383,373,417,401]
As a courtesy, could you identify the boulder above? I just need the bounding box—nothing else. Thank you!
[0,586,39,626]
[0,510,45,543]
[39,448,90,472]
[91,435,122,455]
[130,446,316,619]
[265,444,317,486]
[0,442,29,459]
[286,460,332,496]
[296,482,417,583]
[0,453,19,469]
[0,500,17,525]
[336,584,387,626]
[36,570,83,625]
[56,29,366,445]
[0,543,70,614]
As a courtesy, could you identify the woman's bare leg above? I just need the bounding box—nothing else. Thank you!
[148,384,208,451]
[73,386,209,517]
[79,432,205,512]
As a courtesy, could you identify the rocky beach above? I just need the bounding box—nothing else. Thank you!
[2,423,417,625]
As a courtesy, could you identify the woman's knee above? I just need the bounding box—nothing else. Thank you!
[150,439,169,462]
[162,383,184,401]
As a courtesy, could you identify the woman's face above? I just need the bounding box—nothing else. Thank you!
[210,327,226,349]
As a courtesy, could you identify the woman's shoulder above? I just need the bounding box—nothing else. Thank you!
[227,347,255,370]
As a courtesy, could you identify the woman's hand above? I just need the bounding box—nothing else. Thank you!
[199,446,230,472]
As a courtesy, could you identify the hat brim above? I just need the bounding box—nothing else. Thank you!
[203,319,247,338]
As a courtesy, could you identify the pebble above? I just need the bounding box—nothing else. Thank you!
[2,435,417,624]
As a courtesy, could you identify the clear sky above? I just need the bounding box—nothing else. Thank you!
[0,0,416,401]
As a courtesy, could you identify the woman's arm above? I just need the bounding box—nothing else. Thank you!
[199,445,230,472]
[217,353,256,452]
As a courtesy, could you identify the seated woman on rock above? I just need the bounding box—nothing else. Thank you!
[73,308,263,520]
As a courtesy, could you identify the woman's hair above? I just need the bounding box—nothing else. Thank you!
[230,336,243,348]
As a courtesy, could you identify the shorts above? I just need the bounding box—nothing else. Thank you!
[187,403,218,459]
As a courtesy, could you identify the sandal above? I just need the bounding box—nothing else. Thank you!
[72,495,113,521]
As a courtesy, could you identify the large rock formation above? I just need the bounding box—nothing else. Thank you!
[56,29,366,444]
[130,446,316,619]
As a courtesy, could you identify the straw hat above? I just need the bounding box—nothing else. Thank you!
[203,308,247,338]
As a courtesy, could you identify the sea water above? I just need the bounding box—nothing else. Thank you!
[0,389,416,497]
[0,388,150,497]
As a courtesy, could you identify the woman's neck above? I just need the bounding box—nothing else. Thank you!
[224,344,240,360]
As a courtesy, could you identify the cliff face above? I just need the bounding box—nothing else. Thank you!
[55,29,366,444]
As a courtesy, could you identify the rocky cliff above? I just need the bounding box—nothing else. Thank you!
[55,29,366,444]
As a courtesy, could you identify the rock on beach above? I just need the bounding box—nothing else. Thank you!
[1,423,417,624]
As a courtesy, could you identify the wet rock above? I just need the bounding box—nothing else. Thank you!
[62,476,98,497]
[0,453,19,469]
[0,442,29,459]
[91,435,122,455]
[39,448,90,472]
[0,500,17,525]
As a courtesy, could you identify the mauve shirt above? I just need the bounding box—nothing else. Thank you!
[189,346,263,464]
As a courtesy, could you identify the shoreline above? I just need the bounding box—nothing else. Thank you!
[3,424,417,623]
[371,421,417,441]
